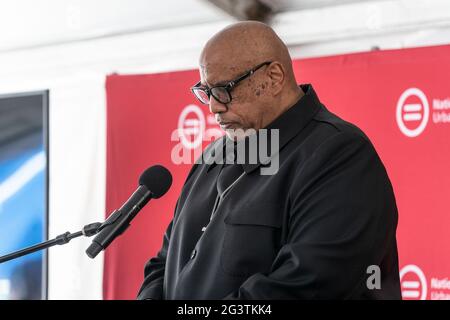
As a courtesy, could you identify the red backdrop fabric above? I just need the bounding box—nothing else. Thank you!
[105,44,450,300]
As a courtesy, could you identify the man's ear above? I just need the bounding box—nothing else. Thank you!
[267,61,285,96]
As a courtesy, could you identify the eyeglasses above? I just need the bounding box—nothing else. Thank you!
[190,61,272,105]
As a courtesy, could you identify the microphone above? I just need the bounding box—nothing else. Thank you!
[86,165,172,259]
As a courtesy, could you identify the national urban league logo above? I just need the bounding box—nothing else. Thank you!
[396,88,429,137]
[399,264,427,300]
[177,104,206,150]
[176,104,222,150]
[171,104,223,165]
[396,87,450,137]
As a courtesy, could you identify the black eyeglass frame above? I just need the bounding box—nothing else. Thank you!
[190,61,272,105]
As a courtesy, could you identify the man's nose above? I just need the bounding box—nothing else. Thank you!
[209,97,228,114]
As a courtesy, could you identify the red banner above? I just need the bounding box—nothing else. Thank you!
[105,44,450,300]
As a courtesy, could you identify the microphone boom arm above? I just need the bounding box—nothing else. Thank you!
[0,222,102,264]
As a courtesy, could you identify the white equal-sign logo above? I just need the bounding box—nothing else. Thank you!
[399,264,428,300]
[403,103,422,121]
[396,88,429,138]
[178,105,205,149]
[402,280,421,298]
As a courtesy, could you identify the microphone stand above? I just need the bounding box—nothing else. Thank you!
[0,222,102,264]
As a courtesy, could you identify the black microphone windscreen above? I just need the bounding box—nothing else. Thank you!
[139,165,172,198]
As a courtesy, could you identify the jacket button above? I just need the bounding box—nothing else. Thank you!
[190,249,197,260]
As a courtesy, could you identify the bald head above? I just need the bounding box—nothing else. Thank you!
[197,21,303,139]
[200,21,296,88]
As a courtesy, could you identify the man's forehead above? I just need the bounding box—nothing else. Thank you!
[199,62,239,86]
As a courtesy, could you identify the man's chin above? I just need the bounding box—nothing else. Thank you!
[225,128,257,141]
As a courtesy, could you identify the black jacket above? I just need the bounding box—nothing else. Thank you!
[137,84,401,300]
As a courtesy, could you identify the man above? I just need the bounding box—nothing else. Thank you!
[137,21,401,299]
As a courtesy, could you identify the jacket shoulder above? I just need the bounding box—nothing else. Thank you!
[312,106,372,144]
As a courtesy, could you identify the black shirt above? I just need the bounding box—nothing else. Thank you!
[137,84,401,299]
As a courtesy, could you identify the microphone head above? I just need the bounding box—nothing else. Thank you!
[139,165,172,198]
